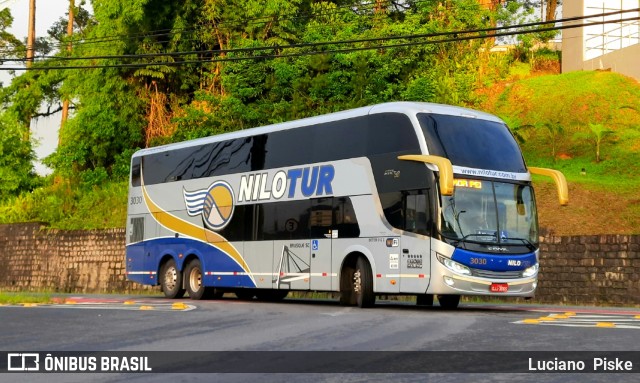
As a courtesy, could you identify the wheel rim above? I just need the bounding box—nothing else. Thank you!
[164,266,178,291]
[353,269,362,295]
[189,266,202,293]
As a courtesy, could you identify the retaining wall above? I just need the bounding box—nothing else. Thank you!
[0,223,638,305]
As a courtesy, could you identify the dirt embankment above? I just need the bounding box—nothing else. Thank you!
[535,182,639,236]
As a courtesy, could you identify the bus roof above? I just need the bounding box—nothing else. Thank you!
[132,101,503,158]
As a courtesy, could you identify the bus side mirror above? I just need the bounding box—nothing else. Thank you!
[398,154,454,196]
[529,167,569,206]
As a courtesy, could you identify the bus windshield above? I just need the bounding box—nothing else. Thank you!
[440,180,538,247]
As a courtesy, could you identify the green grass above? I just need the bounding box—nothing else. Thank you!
[508,62,532,78]
[483,70,640,234]
[0,292,53,305]
[527,157,640,191]
[490,70,640,186]
[492,72,640,172]
[0,180,128,230]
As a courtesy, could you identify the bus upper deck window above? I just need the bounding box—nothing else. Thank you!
[131,158,141,187]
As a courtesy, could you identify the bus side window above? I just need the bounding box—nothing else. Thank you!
[219,205,252,242]
[261,200,311,240]
[333,197,360,238]
[380,192,404,229]
[380,190,430,234]
[310,198,333,238]
[131,158,141,187]
[405,191,430,236]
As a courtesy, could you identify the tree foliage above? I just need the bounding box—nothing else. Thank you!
[0,8,23,66]
[0,9,36,200]
[1,0,530,221]
[0,114,37,199]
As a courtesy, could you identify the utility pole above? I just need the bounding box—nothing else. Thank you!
[26,0,35,67]
[545,0,558,22]
[60,0,74,137]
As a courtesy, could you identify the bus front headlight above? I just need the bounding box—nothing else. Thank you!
[436,254,471,276]
[522,263,539,278]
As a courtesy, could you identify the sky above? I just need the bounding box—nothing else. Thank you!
[1,0,88,174]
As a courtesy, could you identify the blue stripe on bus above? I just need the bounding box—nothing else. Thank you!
[125,237,256,288]
[451,248,536,271]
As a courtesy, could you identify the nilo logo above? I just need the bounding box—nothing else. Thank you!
[238,165,335,202]
[183,165,335,231]
[184,180,236,231]
[507,260,522,266]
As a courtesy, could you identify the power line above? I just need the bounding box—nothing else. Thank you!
[0,0,432,58]
[24,0,429,53]
[5,0,518,58]
[2,14,638,71]
[3,8,638,66]
[3,8,638,69]
[0,1,598,58]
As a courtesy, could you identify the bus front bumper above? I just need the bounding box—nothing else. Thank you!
[428,260,537,297]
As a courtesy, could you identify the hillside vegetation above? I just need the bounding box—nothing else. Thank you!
[0,1,637,235]
[484,70,640,235]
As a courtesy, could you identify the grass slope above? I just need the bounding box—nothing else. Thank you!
[484,70,640,235]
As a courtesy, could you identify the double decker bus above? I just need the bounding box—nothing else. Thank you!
[126,102,567,308]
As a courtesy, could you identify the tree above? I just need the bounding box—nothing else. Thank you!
[0,8,25,83]
[3,0,516,182]
[500,115,533,144]
[541,121,564,161]
[588,123,614,163]
[1,10,35,194]
[0,113,36,199]
[544,0,559,22]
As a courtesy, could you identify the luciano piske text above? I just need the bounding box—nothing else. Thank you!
[528,357,634,372]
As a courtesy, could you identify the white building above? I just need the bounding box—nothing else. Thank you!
[562,0,640,80]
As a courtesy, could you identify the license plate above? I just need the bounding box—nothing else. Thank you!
[490,283,509,293]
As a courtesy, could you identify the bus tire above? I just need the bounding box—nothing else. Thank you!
[416,294,434,306]
[339,271,355,306]
[160,258,185,299]
[255,289,288,302]
[355,256,375,308]
[185,259,209,300]
[437,294,460,309]
[339,266,356,306]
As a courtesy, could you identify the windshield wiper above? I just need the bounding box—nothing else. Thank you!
[461,233,494,240]
[503,237,536,249]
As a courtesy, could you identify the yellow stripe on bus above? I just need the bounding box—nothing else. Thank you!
[141,185,253,278]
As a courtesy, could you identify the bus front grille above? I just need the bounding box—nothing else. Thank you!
[470,268,523,279]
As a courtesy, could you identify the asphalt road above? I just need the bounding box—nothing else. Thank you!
[2,294,640,383]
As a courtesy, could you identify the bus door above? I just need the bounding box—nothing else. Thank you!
[310,198,333,291]
[126,213,149,283]
[399,191,431,293]
[270,200,312,291]
[273,239,310,291]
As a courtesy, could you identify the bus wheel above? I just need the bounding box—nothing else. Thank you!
[354,256,375,308]
[185,259,208,300]
[160,259,185,299]
[255,290,288,302]
[339,266,356,306]
[416,294,434,306]
[437,294,460,309]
